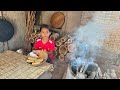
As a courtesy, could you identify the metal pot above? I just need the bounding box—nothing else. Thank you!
[0,18,14,42]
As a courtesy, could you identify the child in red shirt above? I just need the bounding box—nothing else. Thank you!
[33,24,55,64]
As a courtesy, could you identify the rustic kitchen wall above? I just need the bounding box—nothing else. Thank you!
[41,11,83,34]
[0,11,26,52]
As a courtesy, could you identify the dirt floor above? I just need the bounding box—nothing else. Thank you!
[51,59,68,79]
[38,59,68,79]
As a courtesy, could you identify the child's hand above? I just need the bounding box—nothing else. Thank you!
[33,50,36,54]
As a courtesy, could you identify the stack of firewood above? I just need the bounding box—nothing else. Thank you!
[52,34,75,61]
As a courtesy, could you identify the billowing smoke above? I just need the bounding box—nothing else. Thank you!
[66,11,120,79]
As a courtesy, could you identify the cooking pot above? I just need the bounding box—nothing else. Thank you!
[0,18,14,42]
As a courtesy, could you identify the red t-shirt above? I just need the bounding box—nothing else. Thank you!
[33,38,55,60]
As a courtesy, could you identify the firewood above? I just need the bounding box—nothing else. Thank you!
[50,33,60,41]
[88,71,96,79]
[64,42,69,48]
[59,45,68,55]
[75,72,86,79]
[55,39,62,46]
[54,33,60,38]
[58,54,65,61]
[50,35,56,41]
[61,35,69,42]
[68,44,76,53]
[97,67,103,79]
[110,69,117,79]
[67,38,73,44]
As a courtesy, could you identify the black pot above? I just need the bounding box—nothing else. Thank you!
[0,18,14,42]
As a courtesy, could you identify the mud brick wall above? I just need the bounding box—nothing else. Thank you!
[0,11,26,52]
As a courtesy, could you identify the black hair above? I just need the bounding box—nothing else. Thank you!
[40,24,51,32]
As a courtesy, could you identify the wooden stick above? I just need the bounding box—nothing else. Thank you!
[50,34,56,41]
[64,42,69,48]
[67,38,73,44]
[68,44,76,53]
[50,32,60,41]
[55,39,62,46]
[59,45,68,55]
[61,35,68,42]
[54,33,60,39]
[58,54,65,61]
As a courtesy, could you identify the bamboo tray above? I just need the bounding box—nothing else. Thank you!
[0,50,53,79]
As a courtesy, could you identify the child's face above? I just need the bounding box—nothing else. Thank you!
[40,28,50,38]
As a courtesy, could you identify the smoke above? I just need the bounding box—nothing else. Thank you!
[69,16,109,72]
[67,11,120,78]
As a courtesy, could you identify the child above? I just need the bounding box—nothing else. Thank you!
[32,24,55,64]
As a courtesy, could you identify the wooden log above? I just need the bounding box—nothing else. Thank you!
[55,33,60,37]
[110,69,117,79]
[67,38,73,44]
[64,42,70,48]
[68,44,76,53]
[75,72,86,79]
[61,35,69,42]
[97,67,103,79]
[50,35,56,41]
[67,35,72,39]
[59,45,68,55]
[53,33,60,39]
[50,33,60,41]
[58,54,65,61]
[55,39,62,46]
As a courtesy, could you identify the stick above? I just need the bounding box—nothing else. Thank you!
[59,45,68,55]
[58,54,65,61]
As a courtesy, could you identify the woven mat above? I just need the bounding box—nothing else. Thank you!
[0,50,53,79]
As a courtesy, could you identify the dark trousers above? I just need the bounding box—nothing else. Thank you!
[46,55,52,63]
